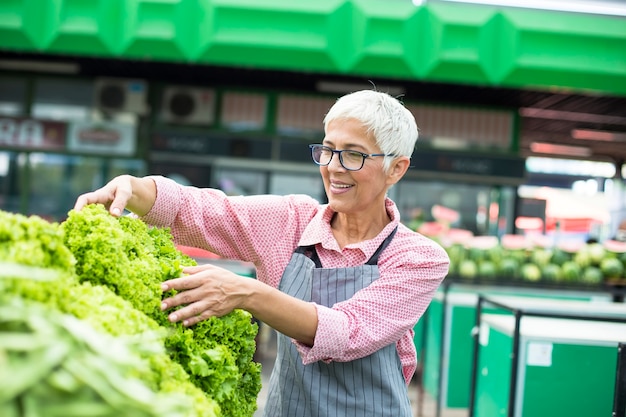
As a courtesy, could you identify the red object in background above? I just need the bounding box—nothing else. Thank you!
[418,221,448,237]
[177,245,220,259]
[431,204,460,223]
[545,217,596,233]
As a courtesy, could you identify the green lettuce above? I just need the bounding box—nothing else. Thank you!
[61,204,262,417]
[0,205,261,417]
[0,296,200,417]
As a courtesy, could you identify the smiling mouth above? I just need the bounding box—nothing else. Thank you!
[331,183,352,189]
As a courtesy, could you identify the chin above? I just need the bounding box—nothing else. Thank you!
[327,199,353,214]
[326,199,342,212]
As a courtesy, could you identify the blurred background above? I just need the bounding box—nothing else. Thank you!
[0,0,625,277]
[2,2,626,417]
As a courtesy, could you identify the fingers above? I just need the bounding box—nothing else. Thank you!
[72,176,134,216]
[161,274,204,292]
[161,286,225,327]
[161,266,237,327]
[109,187,133,216]
[161,274,212,325]
[164,299,213,327]
[74,191,126,216]
[162,264,224,292]
[73,191,110,212]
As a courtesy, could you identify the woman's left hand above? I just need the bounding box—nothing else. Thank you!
[160,264,249,327]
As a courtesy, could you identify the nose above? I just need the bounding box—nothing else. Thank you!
[327,152,347,171]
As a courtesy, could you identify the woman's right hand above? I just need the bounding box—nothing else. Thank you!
[73,175,156,217]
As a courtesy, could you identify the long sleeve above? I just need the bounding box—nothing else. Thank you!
[142,176,450,383]
[141,175,321,287]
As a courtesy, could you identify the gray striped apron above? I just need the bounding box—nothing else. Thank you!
[264,227,412,417]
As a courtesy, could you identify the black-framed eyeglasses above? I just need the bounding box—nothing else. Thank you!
[309,144,396,171]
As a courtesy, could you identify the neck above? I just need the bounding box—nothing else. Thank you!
[331,208,391,248]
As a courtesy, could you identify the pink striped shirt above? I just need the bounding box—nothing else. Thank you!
[143,176,449,384]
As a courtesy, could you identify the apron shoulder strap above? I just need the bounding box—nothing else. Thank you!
[294,245,323,268]
[295,225,398,268]
[365,226,398,266]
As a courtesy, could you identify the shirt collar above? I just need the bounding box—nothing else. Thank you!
[298,198,401,253]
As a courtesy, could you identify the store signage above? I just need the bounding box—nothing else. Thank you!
[67,120,136,156]
[411,149,526,179]
[151,132,211,153]
[0,117,67,150]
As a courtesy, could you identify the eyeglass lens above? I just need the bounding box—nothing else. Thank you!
[312,146,364,170]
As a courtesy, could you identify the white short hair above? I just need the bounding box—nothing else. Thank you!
[324,89,418,171]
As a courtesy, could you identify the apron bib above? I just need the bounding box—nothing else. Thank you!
[264,228,412,417]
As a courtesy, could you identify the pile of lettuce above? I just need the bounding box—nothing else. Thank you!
[0,205,261,417]
[0,297,199,417]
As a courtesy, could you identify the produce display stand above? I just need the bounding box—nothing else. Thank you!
[468,295,626,417]
[422,277,620,417]
[614,342,626,417]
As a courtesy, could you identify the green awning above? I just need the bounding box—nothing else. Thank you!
[0,0,624,96]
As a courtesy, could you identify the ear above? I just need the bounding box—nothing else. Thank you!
[386,156,411,185]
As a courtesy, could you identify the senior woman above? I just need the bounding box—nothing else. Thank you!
[74,89,450,417]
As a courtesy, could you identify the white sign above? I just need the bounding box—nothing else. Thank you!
[479,322,490,346]
[526,341,553,367]
[67,120,136,156]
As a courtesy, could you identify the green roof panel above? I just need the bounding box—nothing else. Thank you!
[46,0,120,56]
[0,0,53,50]
[0,0,624,96]
[421,3,501,85]
[196,0,348,72]
[498,8,626,93]
[119,0,201,61]
[346,0,423,79]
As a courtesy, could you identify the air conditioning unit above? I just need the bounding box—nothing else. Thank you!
[94,78,149,115]
[161,87,216,126]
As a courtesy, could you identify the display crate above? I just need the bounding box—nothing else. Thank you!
[422,280,615,416]
[472,314,626,417]
[469,295,626,417]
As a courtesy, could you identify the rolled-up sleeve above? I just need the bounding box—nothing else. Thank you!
[294,304,349,364]
[141,176,182,227]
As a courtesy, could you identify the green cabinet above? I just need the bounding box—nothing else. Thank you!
[474,314,626,417]
[414,306,428,361]
[423,290,478,409]
[422,282,613,413]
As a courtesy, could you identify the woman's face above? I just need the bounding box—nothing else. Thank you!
[320,118,394,215]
